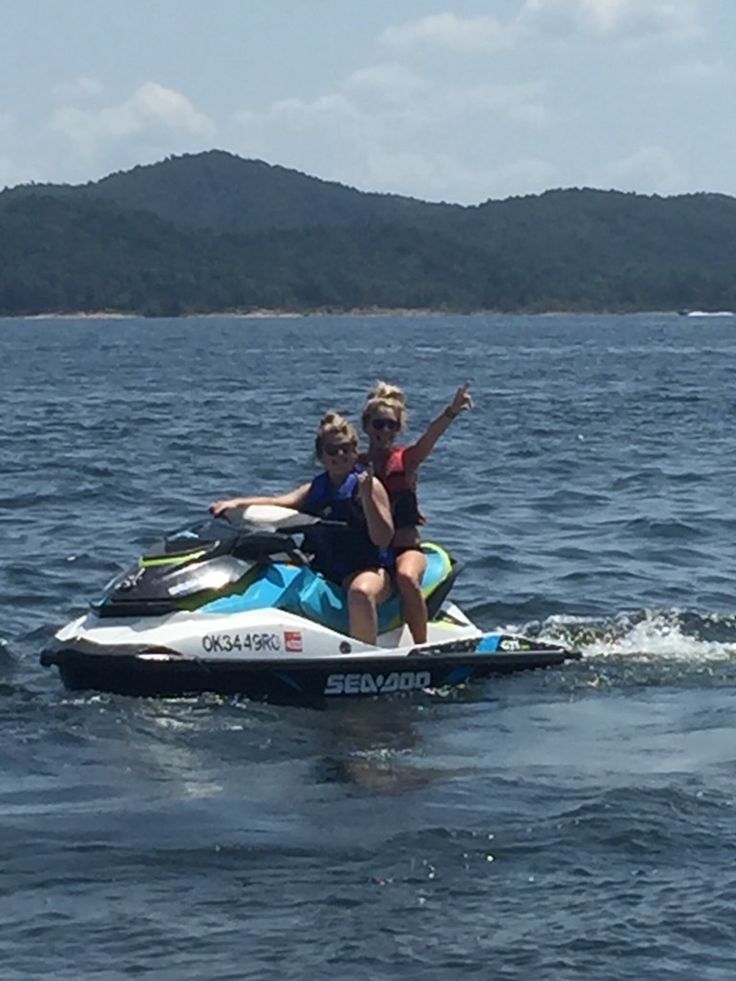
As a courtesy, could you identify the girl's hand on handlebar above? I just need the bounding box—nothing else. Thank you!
[209,498,241,516]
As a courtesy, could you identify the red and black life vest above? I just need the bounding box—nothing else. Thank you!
[375,447,425,529]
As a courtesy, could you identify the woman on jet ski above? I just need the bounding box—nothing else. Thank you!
[360,381,472,644]
[210,412,394,646]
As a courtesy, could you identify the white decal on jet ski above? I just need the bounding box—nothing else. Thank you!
[119,568,145,591]
[201,632,281,654]
[498,637,532,651]
[323,671,432,696]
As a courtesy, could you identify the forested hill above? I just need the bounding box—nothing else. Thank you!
[2,149,736,316]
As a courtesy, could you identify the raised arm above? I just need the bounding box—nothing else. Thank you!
[356,467,394,550]
[210,482,311,517]
[404,384,473,469]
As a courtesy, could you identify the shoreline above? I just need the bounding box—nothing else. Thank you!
[5,307,687,320]
[11,307,486,320]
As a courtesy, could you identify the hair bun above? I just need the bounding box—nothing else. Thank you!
[368,380,406,406]
[361,381,407,431]
[315,411,359,457]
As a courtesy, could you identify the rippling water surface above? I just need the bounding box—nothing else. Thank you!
[2,313,736,979]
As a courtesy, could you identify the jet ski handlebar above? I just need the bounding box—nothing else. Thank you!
[220,504,346,531]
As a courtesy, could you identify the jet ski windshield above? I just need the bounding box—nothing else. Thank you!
[144,517,237,561]
[144,506,321,562]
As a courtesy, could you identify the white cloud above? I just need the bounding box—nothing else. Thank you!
[0,111,15,136]
[661,57,730,84]
[52,82,215,155]
[236,65,549,135]
[382,1,704,53]
[351,147,557,203]
[462,82,550,126]
[232,65,552,202]
[595,145,687,194]
[381,12,509,52]
[488,158,559,196]
[0,9,714,201]
[345,64,433,107]
[347,147,474,200]
[51,75,104,103]
[133,83,213,134]
[517,0,704,43]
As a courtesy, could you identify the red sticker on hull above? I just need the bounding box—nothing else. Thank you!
[284,630,303,653]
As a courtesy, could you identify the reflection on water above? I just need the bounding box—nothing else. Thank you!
[318,700,440,795]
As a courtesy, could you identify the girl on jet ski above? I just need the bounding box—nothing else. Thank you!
[210,412,394,645]
[360,382,472,644]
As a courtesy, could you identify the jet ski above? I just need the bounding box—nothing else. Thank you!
[41,506,580,705]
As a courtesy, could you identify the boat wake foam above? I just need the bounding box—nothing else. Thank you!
[525,609,736,664]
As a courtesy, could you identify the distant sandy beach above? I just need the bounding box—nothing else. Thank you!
[4,307,683,320]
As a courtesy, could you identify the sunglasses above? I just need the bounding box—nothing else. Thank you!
[371,418,399,432]
[323,442,356,457]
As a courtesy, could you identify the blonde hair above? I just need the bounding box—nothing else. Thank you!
[361,380,407,431]
[314,410,359,457]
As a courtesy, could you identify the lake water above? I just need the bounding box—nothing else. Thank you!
[1,313,735,979]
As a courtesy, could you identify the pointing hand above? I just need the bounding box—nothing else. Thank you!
[450,383,473,415]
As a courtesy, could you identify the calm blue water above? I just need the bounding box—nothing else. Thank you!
[1,313,736,980]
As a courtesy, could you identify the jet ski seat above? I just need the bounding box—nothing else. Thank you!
[277,541,456,636]
[199,542,457,638]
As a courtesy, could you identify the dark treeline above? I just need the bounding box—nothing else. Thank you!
[2,149,736,316]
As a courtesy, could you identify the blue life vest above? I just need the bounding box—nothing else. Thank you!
[302,469,390,583]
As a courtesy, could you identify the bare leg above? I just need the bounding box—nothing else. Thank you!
[394,550,428,644]
[345,569,392,644]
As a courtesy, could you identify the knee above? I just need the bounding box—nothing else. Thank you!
[348,581,377,605]
[394,569,422,595]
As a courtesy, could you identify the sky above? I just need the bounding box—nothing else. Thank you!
[1,0,735,204]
